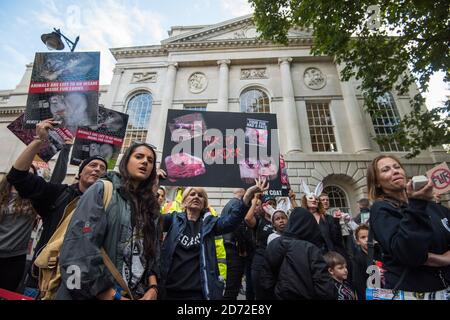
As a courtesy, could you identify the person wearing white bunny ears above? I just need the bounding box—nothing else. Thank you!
[300,180,344,254]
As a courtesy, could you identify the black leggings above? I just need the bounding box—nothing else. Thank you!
[223,244,245,300]
[0,254,26,292]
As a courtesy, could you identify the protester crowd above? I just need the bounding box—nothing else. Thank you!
[0,119,449,300]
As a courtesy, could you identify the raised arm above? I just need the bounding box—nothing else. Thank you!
[14,119,56,171]
[50,139,73,184]
[288,189,299,208]
[216,177,269,234]
[244,194,260,229]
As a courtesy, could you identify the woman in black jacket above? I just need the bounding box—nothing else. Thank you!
[300,194,343,253]
[260,207,335,300]
[367,155,450,293]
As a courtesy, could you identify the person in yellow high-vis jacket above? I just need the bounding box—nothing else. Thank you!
[159,187,227,282]
[208,206,227,283]
[161,187,183,214]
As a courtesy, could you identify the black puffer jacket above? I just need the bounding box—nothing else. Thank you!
[7,167,81,262]
[260,207,335,300]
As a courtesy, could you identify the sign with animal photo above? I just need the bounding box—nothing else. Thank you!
[427,162,450,194]
[279,154,290,196]
[160,109,283,195]
[24,52,100,133]
[70,106,129,169]
[7,113,73,162]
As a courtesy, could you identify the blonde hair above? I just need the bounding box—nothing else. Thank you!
[181,187,209,211]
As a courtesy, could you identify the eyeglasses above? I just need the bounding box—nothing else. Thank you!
[131,140,157,151]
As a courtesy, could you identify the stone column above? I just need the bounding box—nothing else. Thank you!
[217,59,230,111]
[278,57,302,153]
[107,67,124,110]
[149,62,178,151]
[336,63,371,153]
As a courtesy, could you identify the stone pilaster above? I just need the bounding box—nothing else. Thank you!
[278,57,302,153]
[217,59,230,111]
[336,63,371,153]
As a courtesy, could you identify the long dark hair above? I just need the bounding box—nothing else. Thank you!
[0,167,37,220]
[119,142,159,260]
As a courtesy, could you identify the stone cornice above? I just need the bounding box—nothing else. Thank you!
[110,46,167,59]
[165,37,313,51]
[111,36,313,60]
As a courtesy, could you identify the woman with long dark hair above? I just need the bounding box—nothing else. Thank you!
[0,166,37,291]
[57,142,161,300]
[367,155,450,293]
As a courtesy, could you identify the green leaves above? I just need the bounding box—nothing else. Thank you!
[249,0,450,157]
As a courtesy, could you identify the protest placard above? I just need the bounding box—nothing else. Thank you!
[24,52,100,134]
[161,110,284,196]
[7,113,73,162]
[70,106,129,169]
[427,162,450,194]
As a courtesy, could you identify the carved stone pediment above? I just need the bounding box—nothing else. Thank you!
[131,72,157,83]
[163,15,312,44]
[288,28,313,38]
[162,15,254,44]
[210,25,261,40]
[113,15,314,58]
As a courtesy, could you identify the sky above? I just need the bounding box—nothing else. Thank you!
[0,0,447,111]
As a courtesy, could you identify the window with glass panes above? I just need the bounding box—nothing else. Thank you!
[122,92,152,152]
[306,102,337,152]
[370,93,406,152]
[323,186,350,213]
[240,88,270,113]
[183,104,207,111]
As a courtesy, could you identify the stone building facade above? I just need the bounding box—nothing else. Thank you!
[0,15,448,214]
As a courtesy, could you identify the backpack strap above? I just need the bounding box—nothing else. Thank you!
[99,180,135,300]
[101,248,134,300]
[101,180,113,209]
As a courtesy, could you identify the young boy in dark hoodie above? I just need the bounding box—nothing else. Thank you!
[352,224,370,299]
[324,251,357,300]
[260,207,335,300]
[351,224,383,299]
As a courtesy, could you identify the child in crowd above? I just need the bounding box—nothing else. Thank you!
[352,224,383,299]
[351,225,369,299]
[324,251,357,300]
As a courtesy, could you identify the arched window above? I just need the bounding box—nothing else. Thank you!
[323,185,350,213]
[370,92,406,152]
[240,88,270,113]
[122,91,153,151]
